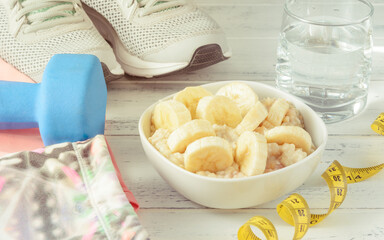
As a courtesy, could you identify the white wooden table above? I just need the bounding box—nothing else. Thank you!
[105,0,384,239]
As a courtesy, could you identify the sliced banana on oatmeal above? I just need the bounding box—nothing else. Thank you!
[264,98,290,127]
[167,119,215,153]
[196,95,242,128]
[184,136,233,173]
[152,100,191,131]
[235,101,268,135]
[173,86,213,119]
[265,126,312,154]
[235,131,268,176]
[216,82,259,117]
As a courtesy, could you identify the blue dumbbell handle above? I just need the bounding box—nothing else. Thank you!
[0,81,39,129]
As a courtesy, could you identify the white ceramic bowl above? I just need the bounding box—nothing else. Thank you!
[139,80,327,209]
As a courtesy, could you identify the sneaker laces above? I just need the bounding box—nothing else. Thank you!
[10,0,84,34]
[122,0,187,17]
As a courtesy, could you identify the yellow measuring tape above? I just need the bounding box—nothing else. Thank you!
[372,112,384,136]
[238,113,384,240]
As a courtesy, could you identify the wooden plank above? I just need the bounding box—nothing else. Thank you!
[195,0,384,5]
[137,208,384,240]
[196,4,384,39]
[106,135,384,209]
[110,37,384,82]
[105,81,384,136]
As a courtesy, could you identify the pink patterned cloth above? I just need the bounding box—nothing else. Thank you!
[0,130,139,211]
[0,135,149,240]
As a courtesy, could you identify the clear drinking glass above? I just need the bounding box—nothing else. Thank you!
[276,0,374,124]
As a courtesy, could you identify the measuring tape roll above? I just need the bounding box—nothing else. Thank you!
[238,113,384,240]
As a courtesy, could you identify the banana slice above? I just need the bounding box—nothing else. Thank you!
[264,98,290,127]
[235,101,268,135]
[235,131,268,176]
[196,95,242,128]
[167,119,215,153]
[184,136,233,173]
[173,86,213,119]
[152,100,192,131]
[216,82,259,117]
[265,126,312,154]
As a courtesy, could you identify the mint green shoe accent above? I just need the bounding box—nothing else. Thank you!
[18,1,75,23]
[137,0,185,16]
[14,0,84,34]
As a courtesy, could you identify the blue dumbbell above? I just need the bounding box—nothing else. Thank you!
[0,54,107,146]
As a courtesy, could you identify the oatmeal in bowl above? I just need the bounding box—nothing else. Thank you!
[148,82,315,178]
[139,81,327,209]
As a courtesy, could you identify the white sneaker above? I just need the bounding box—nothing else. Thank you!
[0,0,124,83]
[81,0,231,78]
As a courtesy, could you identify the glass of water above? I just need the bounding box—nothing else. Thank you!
[276,0,374,124]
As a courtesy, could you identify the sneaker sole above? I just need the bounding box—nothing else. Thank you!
[156,44,229,78]
[83,3,230,78]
